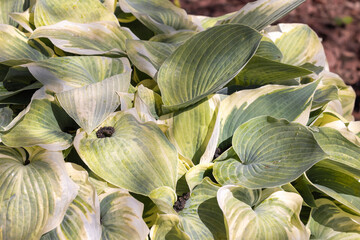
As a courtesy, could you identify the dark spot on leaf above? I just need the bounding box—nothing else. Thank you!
[24,159,30,165]
[173,192,190,212]
[96,126,115,138]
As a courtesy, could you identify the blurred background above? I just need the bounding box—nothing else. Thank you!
[173,0,360,120]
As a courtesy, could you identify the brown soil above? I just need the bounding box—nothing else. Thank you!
[177,0,360,120]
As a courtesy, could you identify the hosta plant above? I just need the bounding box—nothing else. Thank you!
[1,0,360,239]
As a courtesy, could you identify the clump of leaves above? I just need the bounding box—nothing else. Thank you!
[1,0,360,239]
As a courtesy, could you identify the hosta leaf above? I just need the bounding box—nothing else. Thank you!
[26,56,131,92]
[0,107,12,130]
[214,116,327,188]
[305,160,360,214]
[219,81,318,147]
[178,179,227,240]
[119,0,199,34]
[0,24,47,66]
[30,21,135,56]
[164,95,220,165]
[312,85,339,109]
[219,0,305,31]
[232,55,312,86]
[266,24,327,67]
[149,30,197,44]
[1,98,73,151]
[126,40,176,78]
[41,163,101,240]
[217,186,309,240]
[9,9,33,33]
[158,24,262,110]
[0,147,78,240]
[185,163,214,191]
[0,82,42,102]
[0,0,25,26]
[150,214,190,240]
[56,71,131,134]
[135,85,163,119]
[307,199,360,240]
[74,111,178,196]
[100,188,149,240]
[34,0,118,27]
[255,37,283,61]
[312,127,360,169]
[320,71,356,120]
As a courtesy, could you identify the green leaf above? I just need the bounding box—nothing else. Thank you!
[26,56,131,93]
[164,95,220,165]
[0,24,47,66]
[319,71,356,121]
[0,80,41,101]
[312,85,339,109]
[254,37,283,61]
[0,0,25,26]
[312,127,360,169]
[305,160,360,214]
[158,24,262,110]
[119,0,199,34]
[74,111,178,196]
[266,23,327,67]
[34,0,118,27]
[1,96,73,151]
[100,188,149,240]
[217,186,309,239]
[41,163,101,240]
[150,214,190,240]
[126,40,177,78]
[219,81,318,147]
[0,107,12,130]
[179,179,227,240]
[219,0,305,31]
[307,199,360,240]
[232,55,312,86]
[30,21,135,56]
[0,147,78,240]
[56,71,131,134]
[135,85,163,119]
[9,9,33,33]
[149,30,197,44]
[214,116,327,188]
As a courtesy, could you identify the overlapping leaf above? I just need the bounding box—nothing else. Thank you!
[34,0,118,27]
[219,0,305,31]
[219,81,318,147]
[214,116,326,188]
[74,112,178,197]
[26,56,131,92]
[305,160,360,214]
[158,24,262,110]
[0,147,78,240]
[119,0,199,34]
[1,97,73,151]
[0,0,25,26]
[100,188,149,240]
[307,199,360,239]
[266,23,327,67]
[56,70,131,134]
[217,186,309,239]
[0,24,47,66]
[30,21,135,56]
[164,95,220,165]
[41,163,101,240]
[126,40,176,78]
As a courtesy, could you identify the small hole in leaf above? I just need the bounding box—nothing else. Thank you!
[96,126,115,138]
[173,192,190,212]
